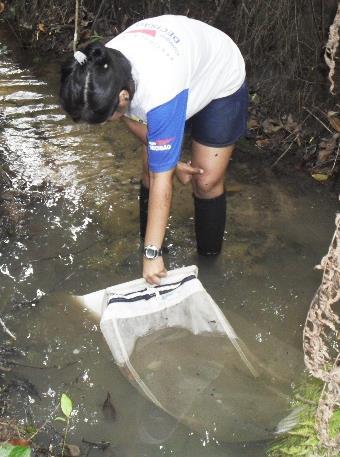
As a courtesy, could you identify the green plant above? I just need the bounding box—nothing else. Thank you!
[267,377,340,456]
[55,393,74,457]
[0,443,31,457]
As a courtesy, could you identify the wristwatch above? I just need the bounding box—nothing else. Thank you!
[143,245,163,259]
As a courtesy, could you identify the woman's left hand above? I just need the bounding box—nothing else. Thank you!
[175,161,204,185]
[143,256,167,285]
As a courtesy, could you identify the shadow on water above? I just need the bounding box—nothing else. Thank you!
[0,27,339,456]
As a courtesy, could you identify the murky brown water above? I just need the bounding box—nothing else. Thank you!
[0,28,339,456]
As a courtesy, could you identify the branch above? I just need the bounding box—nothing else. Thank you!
[0,317,16,340]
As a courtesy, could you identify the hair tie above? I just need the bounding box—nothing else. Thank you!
[74,51,87,65]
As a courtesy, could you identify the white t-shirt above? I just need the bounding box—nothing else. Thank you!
[106,15,245,172]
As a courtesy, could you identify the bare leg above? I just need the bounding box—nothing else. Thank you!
[191,140,234,198]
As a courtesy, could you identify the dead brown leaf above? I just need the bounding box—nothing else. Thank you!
[284,114,300,133]
[0,3,5,14]
[256,138,271,148]
[262,118,283,134]
[247,117,260,129]
[9,438,31,447]
[317,133,339,162]
[327,111,340,132]
[318,149,332,162]
[37,23,46,33]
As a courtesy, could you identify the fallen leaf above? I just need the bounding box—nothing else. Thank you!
[317,134,338,162]
[311,173,329,181]
[318,149,332,162]
[256,138,271,148]
[284,114,300,133]
[250,93,260,104]
[247,117,260,129]
[327,111,340,132]
[262,118,283,134]
[37,23,46,32]
[8,439,31,447]
[0,3,5,14]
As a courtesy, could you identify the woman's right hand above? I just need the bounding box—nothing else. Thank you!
[175,161,204,185]
[143,256,167,285]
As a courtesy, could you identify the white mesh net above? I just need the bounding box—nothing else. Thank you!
[75,265,295,442]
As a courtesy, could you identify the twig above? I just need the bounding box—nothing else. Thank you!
[241,1,250,16]
[330,143,340,174]
[0,317,16,340]
[308,0,323,43]
[73,0,80,53]
[9,360,78,370]
[303,107,333,134]
[14,271,75,308]
[321,0,325,43]
[209,0,227,25]
[91,0,107,34]
[271,141,294,168]
[82,438,110,450]
[295,394,318,406]
[4,20,21,43]
[29,403,60,441]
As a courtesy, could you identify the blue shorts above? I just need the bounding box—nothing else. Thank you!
[186,80,248,147]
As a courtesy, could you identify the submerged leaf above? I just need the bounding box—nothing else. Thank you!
[61,393,73,418]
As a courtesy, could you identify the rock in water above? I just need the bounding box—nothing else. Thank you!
[64,444,80,457]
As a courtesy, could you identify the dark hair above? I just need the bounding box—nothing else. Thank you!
[60,42,134,124]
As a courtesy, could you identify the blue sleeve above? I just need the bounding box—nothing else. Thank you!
[147,89,189,173]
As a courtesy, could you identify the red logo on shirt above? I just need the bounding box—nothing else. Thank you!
[155,137,175,146]
[126,29,156,37]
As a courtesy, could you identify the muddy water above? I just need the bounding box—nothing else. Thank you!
[0,30,339,456]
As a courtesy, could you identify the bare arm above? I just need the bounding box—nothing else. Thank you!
[143,168,175,284]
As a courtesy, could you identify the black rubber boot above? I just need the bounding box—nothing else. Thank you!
[139,181,149,240]
[194,193,226,256]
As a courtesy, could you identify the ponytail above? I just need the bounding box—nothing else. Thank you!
[60,42,133,124]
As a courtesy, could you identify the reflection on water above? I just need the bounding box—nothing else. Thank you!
[0,29,338,456]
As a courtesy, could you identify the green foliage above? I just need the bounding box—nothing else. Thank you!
[56,393,74,457]
[60,393,73,418]
[0,444,31,457]
[267,377,339,457]
[329,409,340,439]
[90,33,103,42]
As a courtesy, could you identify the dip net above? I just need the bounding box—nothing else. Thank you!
[94,266,291,442]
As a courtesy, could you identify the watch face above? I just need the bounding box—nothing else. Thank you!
[145,246,157,259]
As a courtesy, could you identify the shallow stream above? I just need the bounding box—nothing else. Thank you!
[0,29,339,456]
